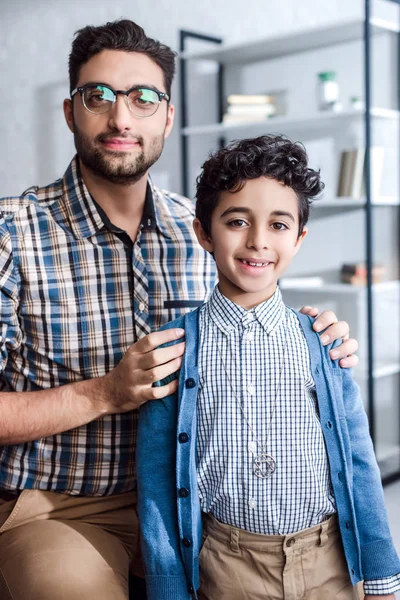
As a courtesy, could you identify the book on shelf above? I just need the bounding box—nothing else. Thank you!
[223,92,280,124]
[227,94,275,105]
[337,147,384,200]
[340,262,386,285]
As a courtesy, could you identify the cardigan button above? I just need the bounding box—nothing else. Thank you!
[185,378,196,388]
[179,487,189,498]
[182,537,191,548]
[188,585,194,594]
[178,432,189,443]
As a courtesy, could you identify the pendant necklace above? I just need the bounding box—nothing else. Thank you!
[210,307,288,479]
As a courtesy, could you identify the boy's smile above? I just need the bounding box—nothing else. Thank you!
[194,177,307,309]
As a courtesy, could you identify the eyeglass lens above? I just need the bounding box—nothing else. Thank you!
[82,85,160,116]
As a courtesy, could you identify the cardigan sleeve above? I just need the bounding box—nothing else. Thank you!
[339,365,400,580]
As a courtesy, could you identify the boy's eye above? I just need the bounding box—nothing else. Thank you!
[271,222,288,231]
[228,219,247,228]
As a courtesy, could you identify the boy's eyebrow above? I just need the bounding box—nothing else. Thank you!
[219,207,296,223]
[219,206,251,217]
[270,210,296,223]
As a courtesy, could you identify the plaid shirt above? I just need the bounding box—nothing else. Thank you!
[0,156,216,495]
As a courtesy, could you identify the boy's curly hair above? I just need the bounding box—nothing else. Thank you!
[195,134,324,237]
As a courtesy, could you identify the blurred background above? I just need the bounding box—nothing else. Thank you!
[1,0,399,561]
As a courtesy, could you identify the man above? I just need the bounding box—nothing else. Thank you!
[0,19,358,600]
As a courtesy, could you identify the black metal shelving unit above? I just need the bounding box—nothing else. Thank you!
[179,0,400,485]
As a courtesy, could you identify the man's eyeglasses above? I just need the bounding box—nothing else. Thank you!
[70,84,170,117]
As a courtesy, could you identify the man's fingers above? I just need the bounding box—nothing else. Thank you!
[319,320,349,345]
[313,310,339,332]
[137,341,186,370]
[329,337,359,360]
[133,328,185,353]
[338,355,359,368]
[149,378,179,400]
[145,356,183,384]
[299,305,319,317]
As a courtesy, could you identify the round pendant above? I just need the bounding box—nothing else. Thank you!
[253,453,276,478]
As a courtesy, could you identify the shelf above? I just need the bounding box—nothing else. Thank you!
[356,361,400,379]
[182,107,400,137]
[181,17,399,65]
[280,278,400,295]
[313,196,399,208]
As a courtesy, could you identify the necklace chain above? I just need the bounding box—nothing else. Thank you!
[209,306,288,479]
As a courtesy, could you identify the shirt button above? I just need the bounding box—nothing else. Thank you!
[138,302,146,312]
[182,537,191,548]
[248,441,257,454]
[245,332,254,342]
[247,385,256,396]
[178,433,189,443]
[248,498,257,509]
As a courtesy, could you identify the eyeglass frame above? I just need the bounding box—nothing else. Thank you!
[70,83,170,117]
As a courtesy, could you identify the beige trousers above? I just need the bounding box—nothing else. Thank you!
[0,489,141,600]
[199,514,364,600]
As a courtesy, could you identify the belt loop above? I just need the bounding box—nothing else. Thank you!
[319,521,329,547]
[230,526,240,553]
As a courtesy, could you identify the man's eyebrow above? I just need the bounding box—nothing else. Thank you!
[220,206,251,218]
[78,82,162,92]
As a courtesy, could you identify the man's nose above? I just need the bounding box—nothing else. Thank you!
[107,95,134,131]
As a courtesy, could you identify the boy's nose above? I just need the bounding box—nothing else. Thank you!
[246,229,269,250]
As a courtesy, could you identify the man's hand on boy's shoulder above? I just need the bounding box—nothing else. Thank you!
[299,306,359,369]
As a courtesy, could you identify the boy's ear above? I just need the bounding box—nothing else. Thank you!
[193,218,214,253]
[292,227,308,257]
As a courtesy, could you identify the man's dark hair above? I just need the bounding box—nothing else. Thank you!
[69,19,176,96]
[195,134,324,237]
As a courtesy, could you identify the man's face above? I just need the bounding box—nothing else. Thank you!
[194,177,307,309]
[64,49,174,185]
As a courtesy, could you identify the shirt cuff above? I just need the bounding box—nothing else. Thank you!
[364,572,400,595]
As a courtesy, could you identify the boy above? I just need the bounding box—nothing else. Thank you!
[136,135,400,600]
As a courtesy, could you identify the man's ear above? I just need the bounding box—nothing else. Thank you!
[193,218,214,254]
[292,227,308,257]
[63,98,75,133]
[164,103,175,140]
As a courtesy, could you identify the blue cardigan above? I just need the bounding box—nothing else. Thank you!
[137,307,400,600]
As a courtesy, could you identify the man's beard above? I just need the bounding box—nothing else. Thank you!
[73,124,165,186]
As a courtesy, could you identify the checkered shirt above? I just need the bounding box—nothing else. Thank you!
[0,155,216,495]
[197,285,400,595]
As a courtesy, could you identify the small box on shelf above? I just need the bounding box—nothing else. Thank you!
[340,262,386,285]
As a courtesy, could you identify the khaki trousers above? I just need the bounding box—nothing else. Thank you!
[199,514,364,600]
[0,489,142,600]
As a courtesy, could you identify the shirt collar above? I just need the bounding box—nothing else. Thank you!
[61,155,171,239]
[206,285,286,336]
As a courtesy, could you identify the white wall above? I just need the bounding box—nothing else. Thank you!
[0,0,364,197]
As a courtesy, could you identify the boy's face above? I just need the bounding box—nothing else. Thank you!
[194,177,307,309]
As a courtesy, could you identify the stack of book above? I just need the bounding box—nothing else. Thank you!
[337,147,384,200]
[222,94,277,125]
[340,262,386,285]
